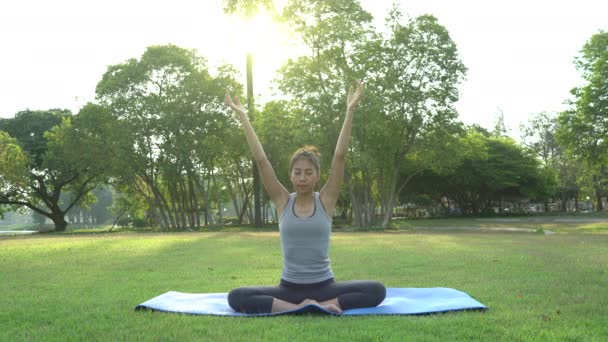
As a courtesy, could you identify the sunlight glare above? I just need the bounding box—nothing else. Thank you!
[226,8,300,83]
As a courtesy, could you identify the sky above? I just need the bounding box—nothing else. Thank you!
[0,0,606,137]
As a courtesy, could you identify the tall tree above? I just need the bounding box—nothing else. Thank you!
[222,0,279,226]
[254,100,303,221]
[520,112,571,211]
[277,3,466,227]
[492,108,508,137]
[368,8,467,227]
[520,112,560,166]
[95,45,236,230]
[279,0,374,225]
[556,31,608,210]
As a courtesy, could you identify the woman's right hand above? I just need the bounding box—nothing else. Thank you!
[225,91,246,116]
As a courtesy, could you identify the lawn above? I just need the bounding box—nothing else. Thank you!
[1,221,607,340]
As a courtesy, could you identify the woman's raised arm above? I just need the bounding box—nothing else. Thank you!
[320,81,363,217]
[225,91,289,208]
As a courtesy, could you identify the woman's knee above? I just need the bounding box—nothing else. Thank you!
[227,287,250,311]
[369,281,386,306]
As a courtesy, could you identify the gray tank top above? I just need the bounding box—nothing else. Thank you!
[279,192,334,284]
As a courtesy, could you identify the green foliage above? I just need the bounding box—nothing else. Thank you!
[255,100,301,184]
[277,2,466,226]
[222,0,276,17]
[132,217,147,228]
[558,31,608,161]
[520,111,560,166]
[436,131,550,214]
[556,31,608,210]
[0,132,29,193]
[0,109,70,168]
[0,108,108,231]
[96,44,243,230]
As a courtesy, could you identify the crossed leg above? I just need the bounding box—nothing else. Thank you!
[228,279,386,314]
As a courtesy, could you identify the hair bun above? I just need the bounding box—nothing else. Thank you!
[302,145,321,158]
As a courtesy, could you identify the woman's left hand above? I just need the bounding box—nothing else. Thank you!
[346,80,363,112]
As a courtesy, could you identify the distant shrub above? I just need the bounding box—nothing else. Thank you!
[132,217,147,228]
[117,217,132,228]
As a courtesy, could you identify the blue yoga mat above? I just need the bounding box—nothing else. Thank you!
[135,287,487,316]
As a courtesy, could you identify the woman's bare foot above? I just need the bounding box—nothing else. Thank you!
[297,299,320,307]
[320,303,343,314]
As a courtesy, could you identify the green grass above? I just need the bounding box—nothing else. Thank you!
[394,216,608,234]
[1,225,607,340]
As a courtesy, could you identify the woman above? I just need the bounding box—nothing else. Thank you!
[225,81,385,314]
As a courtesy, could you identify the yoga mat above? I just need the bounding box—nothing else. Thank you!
[135,287,487,316]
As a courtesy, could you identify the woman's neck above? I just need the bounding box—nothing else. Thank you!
[295,191,314,201]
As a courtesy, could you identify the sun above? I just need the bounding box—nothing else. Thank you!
[224,9,302,92]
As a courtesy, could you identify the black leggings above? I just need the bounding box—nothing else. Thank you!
[228,278,386,314]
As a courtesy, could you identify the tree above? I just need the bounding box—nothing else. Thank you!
[254,100,302,222]
[440,131,548,214]
[95,45,237,230]
[222,0,275,15]
[0,109,109,231]
[277,3,466,227]
[520,112,560,166]
[222,0,280,226]
[556,31,608,210]
[64,185,113,225]
[520,112,569,211]
[279,0,375,225]
[366,8,467,226]
[492,108,508,137]
[0,131,29,219]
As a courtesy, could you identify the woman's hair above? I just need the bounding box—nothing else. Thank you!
[289,145,321,175]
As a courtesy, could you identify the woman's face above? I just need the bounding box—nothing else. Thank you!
[290,158,320,194]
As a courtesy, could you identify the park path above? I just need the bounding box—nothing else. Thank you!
[475,217,608,223]
[415,226,555,235]
[0,230,38,236]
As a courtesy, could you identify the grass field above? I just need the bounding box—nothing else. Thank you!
[1,218,607,340]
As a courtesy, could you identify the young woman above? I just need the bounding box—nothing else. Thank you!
[225,81,385,314]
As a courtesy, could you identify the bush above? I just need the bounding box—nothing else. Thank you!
[222,216,240,225]
[132,217,147,228]
[117,217,132,228]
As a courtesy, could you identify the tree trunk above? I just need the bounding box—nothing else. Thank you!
[49,211,68,232]
[595,188,604,211]
[205,177,214,226]
[382,167,421,228]
[350,190,362,227]
[210,171,220,227]
[178,178,189,229]
[188,174,199,229]
[245,52,262,227]
[381,163,400,228]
